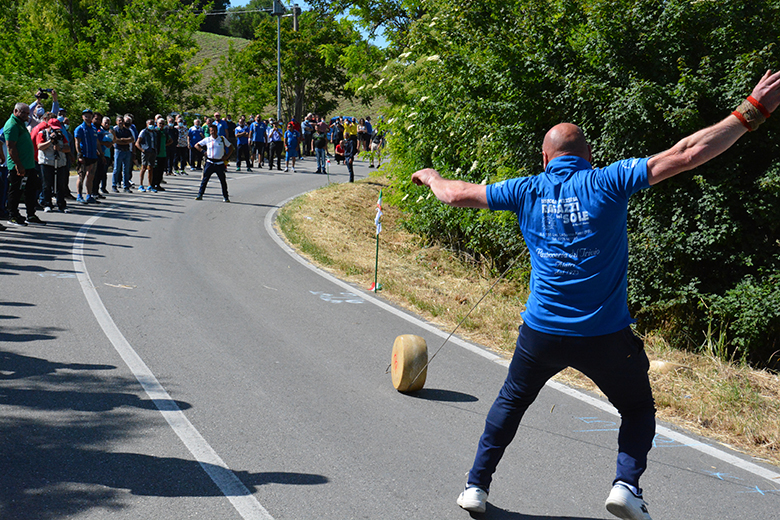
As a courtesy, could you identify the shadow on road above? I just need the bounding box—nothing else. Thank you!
[470,503,601,519]
[0,349,327,519]
[407,387,479,403]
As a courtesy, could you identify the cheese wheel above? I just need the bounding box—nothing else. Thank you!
[391,334,428,392]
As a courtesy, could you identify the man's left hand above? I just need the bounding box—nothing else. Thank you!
[750,69,780,114]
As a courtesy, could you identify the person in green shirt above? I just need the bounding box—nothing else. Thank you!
[4,103,44,226]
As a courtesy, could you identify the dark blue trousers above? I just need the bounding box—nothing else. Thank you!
[198,161,229,199]
[468,324,656,492]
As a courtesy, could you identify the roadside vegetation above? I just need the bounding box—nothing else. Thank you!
[4,0,778,466]
[278,170,780,467]
[370,0,780,369]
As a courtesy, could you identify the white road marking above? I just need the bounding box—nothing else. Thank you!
[73,209,275,520]
[266,196,780,485]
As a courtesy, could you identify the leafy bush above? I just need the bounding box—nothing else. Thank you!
[378,0,780,367]
[0,0,204,120]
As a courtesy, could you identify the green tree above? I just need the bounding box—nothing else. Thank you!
[307,0,426,48]
[207,42,258,116]
[181,0,231,35]
[223,0,273,39]
[0,0,205,119]
[221,10,372,120]
[375,0,780,366]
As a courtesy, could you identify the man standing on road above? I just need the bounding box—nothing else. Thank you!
[4,103,45,226]
[37,117,71,213]
[267,123,283,171]
[249,114,266,168]
[234,115,252,172]
[412,69,780,520]
[112,116,134,192]
[283,122,300,173]
[134,119,158,193]
[188,118,204,172]
[73,109,99,204]
[194,123,232,203]
[342,134,355,182]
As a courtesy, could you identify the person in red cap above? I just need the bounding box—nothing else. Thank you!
[36,117,71,212]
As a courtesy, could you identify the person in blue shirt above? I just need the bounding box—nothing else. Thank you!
[249,115,267,168]
[134,119,158,192]
[188,119,204,171]
[364,116,373,151]
[73,109,99,204]
[234,116,251,172]
[214,112,229,138]
[411,70,780,520]
[267,123,283,170]
[91,113,114,200]
[112,115,135,192]
[283,122,300,173]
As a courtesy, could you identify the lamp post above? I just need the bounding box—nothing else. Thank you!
[272,0,285,121]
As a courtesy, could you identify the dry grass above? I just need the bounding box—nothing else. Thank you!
[277,172,780,467]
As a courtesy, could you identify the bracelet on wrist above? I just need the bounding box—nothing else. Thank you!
[733,96,769,131]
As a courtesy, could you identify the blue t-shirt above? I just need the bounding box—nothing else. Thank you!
[486,155,650,337]
[97,128,113,158]
[284,130,299,148]
[249,122,266,142]
[74,122,98,159]
[188,126,204,147]
[216,119,229,138]
[235,124,249,146]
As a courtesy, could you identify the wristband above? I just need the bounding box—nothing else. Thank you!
[732,98,767,131]
[747,96,771,119]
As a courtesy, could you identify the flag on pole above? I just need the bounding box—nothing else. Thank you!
[370,189,383,292]
[374,189,383,235]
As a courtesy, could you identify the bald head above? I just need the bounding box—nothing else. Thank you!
[542,123,591,167]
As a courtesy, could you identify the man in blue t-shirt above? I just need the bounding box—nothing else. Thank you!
[283,122,300,173]
[234,116,251,172]
[188,119,204,171]
[73,109,99,204]
[412,70,780,520]
[249,115,267,168]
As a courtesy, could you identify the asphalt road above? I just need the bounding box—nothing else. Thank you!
[2,155,779,520]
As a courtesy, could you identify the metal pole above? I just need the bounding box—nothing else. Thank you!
[373,234,379,292]
[276,14,281,121]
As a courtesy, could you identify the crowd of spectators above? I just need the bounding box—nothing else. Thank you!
[1,90,386,229]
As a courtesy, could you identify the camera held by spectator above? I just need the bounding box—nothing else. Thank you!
[36,88,54,100]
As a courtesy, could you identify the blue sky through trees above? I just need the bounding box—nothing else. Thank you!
[228,0,388,47]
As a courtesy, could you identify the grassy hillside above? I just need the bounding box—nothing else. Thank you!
[189,31,389,119]
[190,31,251,98]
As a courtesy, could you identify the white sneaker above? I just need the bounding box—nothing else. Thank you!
[606,484,652,520]
[284,167,289,172]
[457,486,488,513]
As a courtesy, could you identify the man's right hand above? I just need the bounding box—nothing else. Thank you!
[411,168,442,188]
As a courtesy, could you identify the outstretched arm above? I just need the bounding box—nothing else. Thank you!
[411,168,488,208]
[647,69,780,185]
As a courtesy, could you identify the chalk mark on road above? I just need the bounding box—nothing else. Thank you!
[310,291,364,304]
